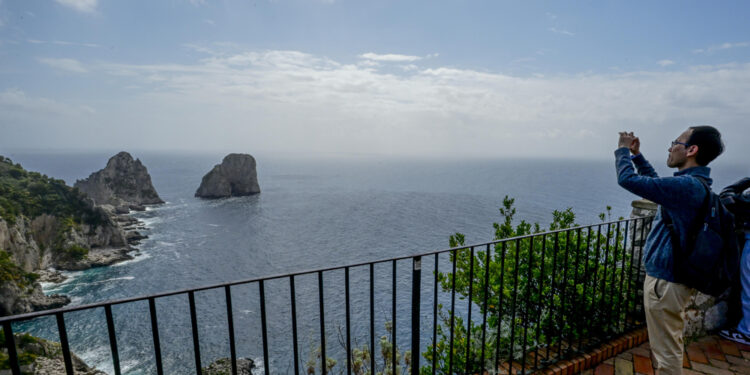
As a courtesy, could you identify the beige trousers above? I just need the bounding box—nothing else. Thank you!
[643,274,696,375]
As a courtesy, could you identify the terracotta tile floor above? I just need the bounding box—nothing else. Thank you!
[582,335,750,375]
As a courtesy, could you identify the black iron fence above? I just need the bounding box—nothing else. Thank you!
[0,216,653,375]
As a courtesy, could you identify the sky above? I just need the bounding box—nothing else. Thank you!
[1,0,749,161]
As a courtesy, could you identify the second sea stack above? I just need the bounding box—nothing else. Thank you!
[195,153,260,199]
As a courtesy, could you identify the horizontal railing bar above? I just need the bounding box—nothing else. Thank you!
[0,216,649,324]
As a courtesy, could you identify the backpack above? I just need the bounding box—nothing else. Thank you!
[662,176,740,296]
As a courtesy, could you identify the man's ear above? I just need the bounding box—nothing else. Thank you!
[686,145,699,158]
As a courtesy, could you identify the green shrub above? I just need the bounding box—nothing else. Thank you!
[62,245,88,261]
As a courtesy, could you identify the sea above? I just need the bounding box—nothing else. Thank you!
[4,151,747,374]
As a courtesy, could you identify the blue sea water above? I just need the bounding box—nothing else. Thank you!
[4,151,747,374]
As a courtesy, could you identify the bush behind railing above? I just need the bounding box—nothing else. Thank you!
[422,197,646,374]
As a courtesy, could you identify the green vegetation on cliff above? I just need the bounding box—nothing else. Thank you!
[0,156,105,226]
[0,250,38,288]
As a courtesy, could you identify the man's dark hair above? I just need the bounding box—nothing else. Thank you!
[688,125,724,166]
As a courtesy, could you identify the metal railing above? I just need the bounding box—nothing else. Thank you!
[0,216,653,375]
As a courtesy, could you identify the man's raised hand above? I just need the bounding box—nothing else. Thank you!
[618,131,635,148]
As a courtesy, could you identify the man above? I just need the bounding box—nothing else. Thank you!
[615,126,724,375]
[718,177,750,344]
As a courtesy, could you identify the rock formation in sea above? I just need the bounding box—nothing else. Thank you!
[195,153,261,198]
[203,358,255,375]
[74,151,164,212]
[0,156,138,316]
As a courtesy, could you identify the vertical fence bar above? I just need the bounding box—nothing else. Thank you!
[345,267,352,375]
[617,221,630,331]
[3,321,21,375]
[448,249,457,375]
[625,219,638,326]
[189,291,202,375]
[569,228,583,354]
[521,237,535,374]
[590,225,603,343]
[494,242,507,370]
[56,313,74,375]
[411,256,422,375]
[289,277,300,375]
[577,227,594,351]
[432,253,438,375]
[546,233,560,359]
[259,281,270,375]
[104,305,122,375]
[535,234,547,369]
[556,231,572,359]
[606,222,621,334]
[149,297,164,375]
[392,260,397,375]
[225,285,238,375]
[599,224,613,337]
[370,264,375,375]
[509,239,522,369]
[480,244,492,374]
[318,272,327,375]
[464,246,475,375]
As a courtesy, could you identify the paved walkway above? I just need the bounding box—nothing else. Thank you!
[585,335,750,374]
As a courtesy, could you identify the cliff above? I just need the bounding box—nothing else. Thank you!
[74,152,163,212]
[0,156,136,316]
[0,332,105,374]
[195,153,261,198]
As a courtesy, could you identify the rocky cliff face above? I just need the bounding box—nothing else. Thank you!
[195,153,260,198]
[0,209,133,315]
[74,152,163,212]
[0,332,106,374]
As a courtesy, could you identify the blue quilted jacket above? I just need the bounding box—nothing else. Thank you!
[615,148,711,282]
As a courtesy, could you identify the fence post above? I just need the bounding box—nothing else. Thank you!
[411,256,422,375]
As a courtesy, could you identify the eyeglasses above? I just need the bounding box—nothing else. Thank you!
[670,141,690,148]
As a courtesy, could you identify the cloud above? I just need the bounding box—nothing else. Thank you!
[359,52,422,62]
[28,39,99,48]
[204,19,215,25]
[0,88,94,117]
[657,60,675,67]
[693,42,749,54]
[548,27,574,36]
[545,12,558,20]
[38,58,88,73]
[54,0,98,13]
[8,50,750,161]
[65,50,747,159]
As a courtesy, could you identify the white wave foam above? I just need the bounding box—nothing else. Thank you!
[119,359,140,374]
[139,217,162,226]
[77,345,110,368]
[41,270,84,294]
[112,252,152,267]
[72,276,136,287]
[208,223,220,227]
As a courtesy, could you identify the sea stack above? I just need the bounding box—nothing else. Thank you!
[74,151,164,212]
[195,153,260,198]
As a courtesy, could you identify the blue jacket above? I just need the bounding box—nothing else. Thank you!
[615,147,712,282]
